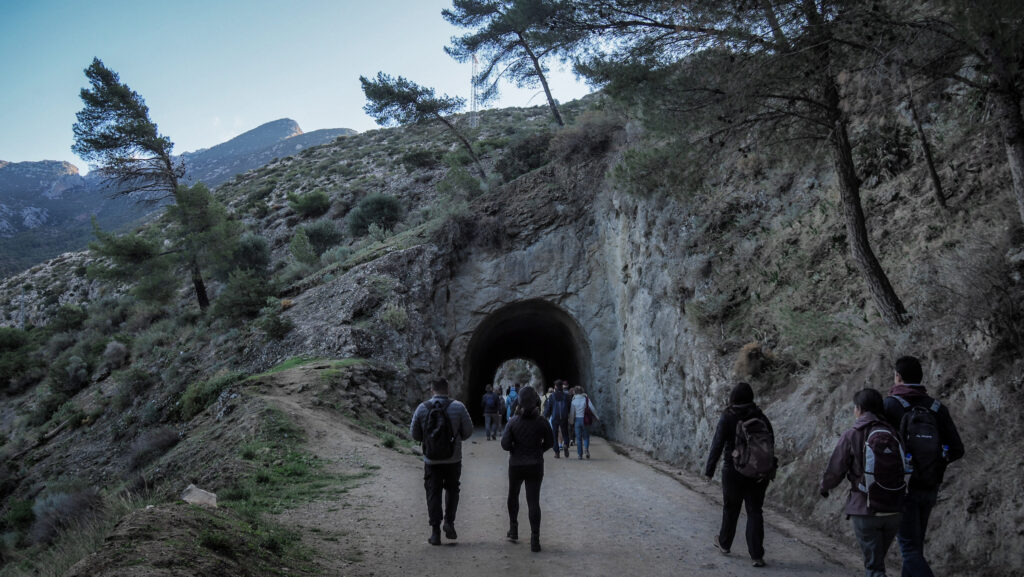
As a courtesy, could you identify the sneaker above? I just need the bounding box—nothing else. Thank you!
[554,451,560,459]
[585,450,590,459]
[507,526,519,542]
[564,447,569,458]
[428,527,441,546]
[714,535,729,555]
[578,454,583,460]
[531,534,541,553]
[752,559,766,568]
[443,521,457,540]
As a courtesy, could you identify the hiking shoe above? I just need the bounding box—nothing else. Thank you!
[531,534,541,553]
[443,521,457,540]
[564,447,569,457]
[752,559,766,568]
[428,527,441,546]
[554,451,560,458]
[714,535,729,554]
[585,450,590,459]
[507,526,519,542]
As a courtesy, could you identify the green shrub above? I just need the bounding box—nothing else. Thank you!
[232,233,272,276]
[320,245,352,267]
[49,353,90,396]
[301,219,345,256]
[4,499,34,530]
[854,117,914,183]
[496,130,553,182]
[400,149,442,171]
[289,229,319,266]
[127,426,180,470]
[49,304,88,333]
[179,372,245,420]
[101,340,129,370]
[131,319,176,359]
[347,194,403,237]
[1,327,42,395]
[257,299,294,341]
[287,189,331,218]
[377,303,408,331]
[212,269,275,322]
[435,166,482,200]
[549,109,624,160]
[29,487,103,545]
[111,367,159,410]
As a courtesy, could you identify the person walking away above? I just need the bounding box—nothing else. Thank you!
[543,380,571,458]
[821,388,908,577]
[570,386,599,459]
[501,385,554,552]
[883,356,964,577]
[704,382,776,568]
[481,384,501,441]
[410,377,474,545]
[506,384,520,423]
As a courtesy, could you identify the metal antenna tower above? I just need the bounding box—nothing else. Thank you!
[470,53,480,128]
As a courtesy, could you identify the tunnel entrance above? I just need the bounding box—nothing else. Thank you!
[464,299,591,422]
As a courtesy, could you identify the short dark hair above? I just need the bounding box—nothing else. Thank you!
[854,388,884,415]
[894,356,923,384]
[431,378,449,395]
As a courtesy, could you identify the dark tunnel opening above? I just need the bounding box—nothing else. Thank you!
[463,299,591,423]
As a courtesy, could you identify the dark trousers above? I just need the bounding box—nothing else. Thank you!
[550,418,569,451]
[508,463,544,535]
[424,462,462,528]
[898,490,938,577]
[851,513,901,577]
[718,467,768,560]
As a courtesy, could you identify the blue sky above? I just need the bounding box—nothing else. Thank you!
[0,0,591,171]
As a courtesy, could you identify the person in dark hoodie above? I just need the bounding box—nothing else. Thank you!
[501,385,554,553]
[883,356,964,577]
[821,388,903,577]
[704,382,775,568]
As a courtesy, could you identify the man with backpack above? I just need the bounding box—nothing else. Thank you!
[821,388,907,577]
[705,382,775,568]
[410,377,474,546]
[883,356,964,577]
[481,384,500,440]
[543,380,571,458]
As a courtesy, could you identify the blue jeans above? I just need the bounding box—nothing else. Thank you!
[549,417,569,452]
[899,490,938,577]
[574,421,590,456]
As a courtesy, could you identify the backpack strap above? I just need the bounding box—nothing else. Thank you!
[929,399,941,413]
[893,395,911,408]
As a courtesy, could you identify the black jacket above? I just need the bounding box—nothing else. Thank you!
[704,403,774,478]
[501,413,554,467]
[883,384,965,490]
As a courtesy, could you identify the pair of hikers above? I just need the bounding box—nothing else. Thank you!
[820,356,964,577]
[705,356,963,575]
[410,378,553,551]
[541,380,598,459]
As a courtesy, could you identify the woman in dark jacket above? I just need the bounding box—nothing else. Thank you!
[501,385,554,552]
[704,382,775,568]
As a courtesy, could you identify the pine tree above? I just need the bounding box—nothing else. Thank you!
[443,0,574,126]
[360,72,486,179]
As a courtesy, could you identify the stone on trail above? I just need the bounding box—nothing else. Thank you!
[181,484,217,507]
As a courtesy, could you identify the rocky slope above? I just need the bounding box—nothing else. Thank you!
[0,99,1021,576]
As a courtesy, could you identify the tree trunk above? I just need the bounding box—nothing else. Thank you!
[191,258,210,310]
[437,114,487,180]
[831,117,909,326]
[906,85,946,209]
[520,37,564,126]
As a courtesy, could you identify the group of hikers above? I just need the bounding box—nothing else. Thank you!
[409,355,963,576]
[409,378,599,552]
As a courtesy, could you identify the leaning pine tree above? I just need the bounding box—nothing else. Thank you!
[73,58,213,309]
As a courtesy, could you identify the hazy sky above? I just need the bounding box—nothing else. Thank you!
[0,0,591,171]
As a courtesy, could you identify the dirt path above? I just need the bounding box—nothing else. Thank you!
[262,389,859,577]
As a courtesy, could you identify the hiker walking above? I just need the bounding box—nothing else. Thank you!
[501,385,554,552]
[481,384,501,440]
[704,382,775,568]
[570,386,599,459]
[883,356,964,577]
[506,383,520,422]
[820,388,907,577]
[544,380,571,458]
[409,377,474,546]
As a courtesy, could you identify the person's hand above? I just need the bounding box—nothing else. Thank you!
[704,475,713,484]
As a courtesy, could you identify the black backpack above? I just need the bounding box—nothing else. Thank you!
[858,423,908,513]
[894,395,944,489]
[732,413,775,481]
[422,399,456,460]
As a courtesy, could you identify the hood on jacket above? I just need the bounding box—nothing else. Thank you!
[852,411,887,431]
[889,383,929,399]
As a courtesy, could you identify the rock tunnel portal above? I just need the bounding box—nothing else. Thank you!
[464,300,592,421]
